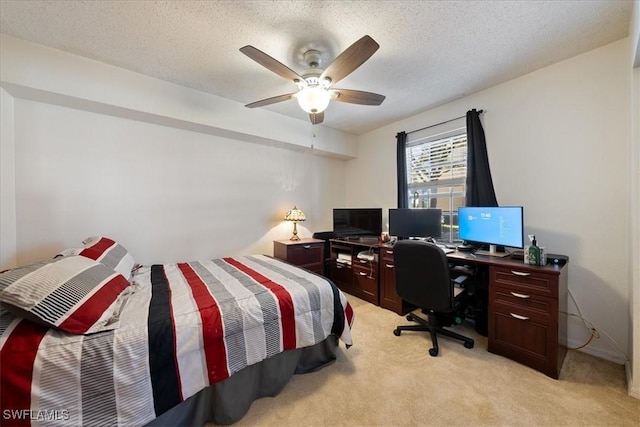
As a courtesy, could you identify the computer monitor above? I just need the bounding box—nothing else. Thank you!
[333,208,382,237]
[388,208,442,240]
[458,206,524,256]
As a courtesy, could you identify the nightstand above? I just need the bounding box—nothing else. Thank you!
[273,238,325,275]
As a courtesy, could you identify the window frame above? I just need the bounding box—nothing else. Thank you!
[403,121,467,244]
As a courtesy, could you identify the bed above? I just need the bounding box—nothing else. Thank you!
[0,237,354,426]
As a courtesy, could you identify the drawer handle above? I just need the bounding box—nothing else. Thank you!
[510,292,530,299]
[303,245,311,249]
[385,250,393,254]
[385,264,394,268]
[358,272,368,276]
[510,312,529,321]
[510,270,531,277]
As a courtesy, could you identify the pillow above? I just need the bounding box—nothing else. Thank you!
[0,255,130,334]
[77,236,136,280]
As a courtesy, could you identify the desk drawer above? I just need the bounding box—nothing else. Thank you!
[489,309,554,370]
[331,261,352,285]
[353,261,377,279]
[354,256,378,268]
[381,248,394,262]
[491,286,556,320]
[489,284,560,378]
[286,243,323,265]
[491,266,558,298]
[353,269,378,304]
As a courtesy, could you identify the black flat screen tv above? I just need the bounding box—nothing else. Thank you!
[333,208,382,237]
[389,208,442,239]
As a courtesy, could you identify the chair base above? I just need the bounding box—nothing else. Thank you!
[393,312,474,356]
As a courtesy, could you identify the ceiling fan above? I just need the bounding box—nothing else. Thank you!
[240,35,385,125]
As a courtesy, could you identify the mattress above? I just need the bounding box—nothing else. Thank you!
[0,255,354,426]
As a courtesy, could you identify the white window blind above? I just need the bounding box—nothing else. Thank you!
[404,126,467,242]
[406,132,467,189]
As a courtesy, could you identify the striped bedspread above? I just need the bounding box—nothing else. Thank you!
[0,255,354,426]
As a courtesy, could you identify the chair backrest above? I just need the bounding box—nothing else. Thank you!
[393,240,453,313]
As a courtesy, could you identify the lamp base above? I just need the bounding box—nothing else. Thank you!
[289,222,300,241]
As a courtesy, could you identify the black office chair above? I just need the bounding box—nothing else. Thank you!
[392,240,474,356]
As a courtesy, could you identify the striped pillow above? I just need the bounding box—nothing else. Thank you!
[0,256,130,334]
[78,236,136,280]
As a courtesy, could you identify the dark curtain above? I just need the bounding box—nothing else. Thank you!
[465,109,498,207]
[396,131,409,208]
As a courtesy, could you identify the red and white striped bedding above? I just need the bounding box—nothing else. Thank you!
[0,255,354,426]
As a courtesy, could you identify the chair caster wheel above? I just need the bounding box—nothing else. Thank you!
[429,348,438,357]
[464,342,474,349]
[406,315,412,321]
[393,329,401,336]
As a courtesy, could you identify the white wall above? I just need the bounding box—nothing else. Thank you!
[348,39,632,365]
[0,87,17,268]
[0,35,356,160]
[0,35,351,267]
[9,99,344,265]
[630,64,639,397]
[627,0,640,399]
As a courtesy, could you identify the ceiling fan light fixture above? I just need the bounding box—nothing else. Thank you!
[240,35,383,124]
[295,86,331,114]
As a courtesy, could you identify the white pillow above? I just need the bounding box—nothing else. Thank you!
[0,256,130,334]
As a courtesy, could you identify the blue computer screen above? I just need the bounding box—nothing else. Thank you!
[458,206,524,248]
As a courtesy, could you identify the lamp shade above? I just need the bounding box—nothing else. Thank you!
[295,87,330,114]
[284,206,306,222]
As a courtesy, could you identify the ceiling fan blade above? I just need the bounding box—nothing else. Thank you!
[245,93,296,108]
[320,35,379,85]
[309,111,324,125]
[331,89,385,105]
[240,45,304,82]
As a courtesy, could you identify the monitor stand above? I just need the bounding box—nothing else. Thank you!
[475,244,510,258]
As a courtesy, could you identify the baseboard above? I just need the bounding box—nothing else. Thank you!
[567,340,638,399]
[567,338,626,365]
[627,361,640,399]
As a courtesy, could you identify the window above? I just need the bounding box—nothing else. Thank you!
[405,126,467,243]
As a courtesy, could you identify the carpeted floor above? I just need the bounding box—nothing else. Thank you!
[220,295,639,426]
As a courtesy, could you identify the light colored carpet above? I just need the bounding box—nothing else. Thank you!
[219,296,639,426]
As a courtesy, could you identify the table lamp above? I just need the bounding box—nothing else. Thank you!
[284,206,306,241]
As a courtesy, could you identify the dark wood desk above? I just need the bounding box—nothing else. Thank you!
[446,250,568,379]
[328,238,568,379]
[328,237,381,305]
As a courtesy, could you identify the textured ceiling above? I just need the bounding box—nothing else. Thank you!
[0,1,633,135]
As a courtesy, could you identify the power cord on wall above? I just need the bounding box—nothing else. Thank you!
[366,244,376,278]
[562,289,630,363]
[356,245,377,279]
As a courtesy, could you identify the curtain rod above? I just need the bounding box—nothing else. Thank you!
[407,109,483,135]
